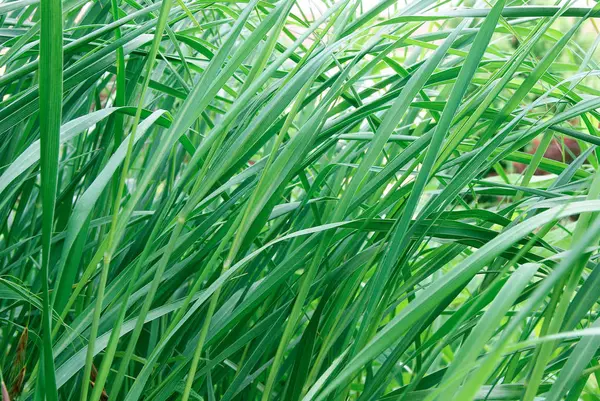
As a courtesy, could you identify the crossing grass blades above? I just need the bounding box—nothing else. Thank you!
[2,0,600,400]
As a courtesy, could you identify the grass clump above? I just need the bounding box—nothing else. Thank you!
[2,0,600,400]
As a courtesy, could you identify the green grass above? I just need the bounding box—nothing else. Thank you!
[2,0,600,400]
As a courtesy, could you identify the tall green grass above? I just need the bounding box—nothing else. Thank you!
[2,0,600,399]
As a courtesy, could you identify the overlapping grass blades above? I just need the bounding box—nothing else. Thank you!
[2,0,600,400]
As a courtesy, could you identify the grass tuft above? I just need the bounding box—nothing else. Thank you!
[2,1,600,400]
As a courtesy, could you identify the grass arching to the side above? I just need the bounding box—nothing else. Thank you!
[2,0,600,400]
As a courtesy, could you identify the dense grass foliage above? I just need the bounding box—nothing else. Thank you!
[3,0,600,399]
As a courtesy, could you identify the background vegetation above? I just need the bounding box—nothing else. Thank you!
[2,0,600,400]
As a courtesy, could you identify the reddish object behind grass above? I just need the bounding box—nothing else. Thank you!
[513,137,580,174]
